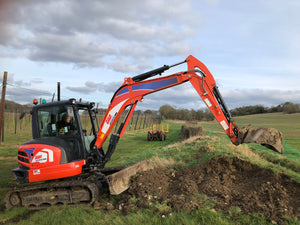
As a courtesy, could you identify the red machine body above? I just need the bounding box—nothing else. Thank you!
[16,143,85,183]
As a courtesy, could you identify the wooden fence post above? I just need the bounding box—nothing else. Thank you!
[0,72,7,143]
[142,114,147,129]
[134,112,140,130]
[15,110,18,134]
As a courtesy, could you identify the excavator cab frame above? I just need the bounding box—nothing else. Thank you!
[14,99,99,184]
[31,98,98,157]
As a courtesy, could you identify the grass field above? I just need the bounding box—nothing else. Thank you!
[0,112,299,225]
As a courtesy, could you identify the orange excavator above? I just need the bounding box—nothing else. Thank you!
[5,55,283,209]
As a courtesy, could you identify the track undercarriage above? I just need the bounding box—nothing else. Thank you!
[5,175,106,210]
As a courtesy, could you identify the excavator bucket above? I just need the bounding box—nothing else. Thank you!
[107,160,154,195]
[238,125,284,154]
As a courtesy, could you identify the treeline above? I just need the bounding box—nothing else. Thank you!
[230,102,300,116]
[159,104,215,121]
[4,100,32,112]
[3,100,300,123]
[158,102,300,121]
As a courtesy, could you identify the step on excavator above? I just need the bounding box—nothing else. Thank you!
[5,55,283,209]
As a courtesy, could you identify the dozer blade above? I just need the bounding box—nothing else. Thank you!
[238,125,284,154]
[106,160,154,195]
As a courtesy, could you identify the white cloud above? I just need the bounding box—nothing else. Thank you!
[26,33,116,67]
[66,81,122,95]
[0,0,197,72]
[0,0,299,109]
[221,89,300,109]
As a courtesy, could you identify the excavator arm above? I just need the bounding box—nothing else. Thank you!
[91,55,282,169]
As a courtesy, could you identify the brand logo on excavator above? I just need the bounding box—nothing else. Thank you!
[105,112,118,125]
[31,149,54,163]
[110,112,118,125]
[106,114,112,124]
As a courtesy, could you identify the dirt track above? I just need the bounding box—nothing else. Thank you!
[115,156,300,224]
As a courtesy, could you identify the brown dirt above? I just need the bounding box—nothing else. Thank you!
[114,156,300,224]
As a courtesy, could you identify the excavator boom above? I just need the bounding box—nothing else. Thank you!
[95,56,233,153]
[94,55,282,161]
[90,55,283,194]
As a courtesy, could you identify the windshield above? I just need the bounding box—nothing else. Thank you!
[37,105,79,137]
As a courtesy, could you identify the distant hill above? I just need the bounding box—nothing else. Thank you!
[4,100,32,112]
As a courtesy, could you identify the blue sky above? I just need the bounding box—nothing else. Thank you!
[0,0,299,110]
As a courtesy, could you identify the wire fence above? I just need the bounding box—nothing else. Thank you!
[1,110,160,142]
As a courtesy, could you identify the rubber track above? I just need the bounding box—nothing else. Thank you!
[5,179,99,210]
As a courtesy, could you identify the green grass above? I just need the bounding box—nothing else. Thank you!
[5,205,292,225]
[201,112,300,165]
[234,112,300,151]
[105,122,183,167]
[0,113,299,224]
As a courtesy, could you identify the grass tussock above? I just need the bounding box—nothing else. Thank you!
[164,135,202,149]
[147,156,176,169]
[226,144,267,165]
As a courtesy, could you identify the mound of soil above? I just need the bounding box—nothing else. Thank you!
[115,156,300,224]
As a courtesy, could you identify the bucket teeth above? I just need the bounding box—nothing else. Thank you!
[238,125,284,154]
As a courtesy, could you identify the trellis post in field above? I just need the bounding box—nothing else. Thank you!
[0,72,7,143]
[134,112,140,130]
[15,109,18,134]
[142,114,147,129]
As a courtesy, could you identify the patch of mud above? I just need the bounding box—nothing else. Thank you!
[116,156,300,224]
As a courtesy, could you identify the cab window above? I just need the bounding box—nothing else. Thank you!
[37,105,78,137]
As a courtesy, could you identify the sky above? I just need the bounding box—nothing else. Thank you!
[0,0,299,111]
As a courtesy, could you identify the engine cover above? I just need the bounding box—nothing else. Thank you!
[15,142,85,183]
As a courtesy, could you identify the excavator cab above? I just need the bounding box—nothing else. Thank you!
[13,99,98,184]
[31,99,97,161]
